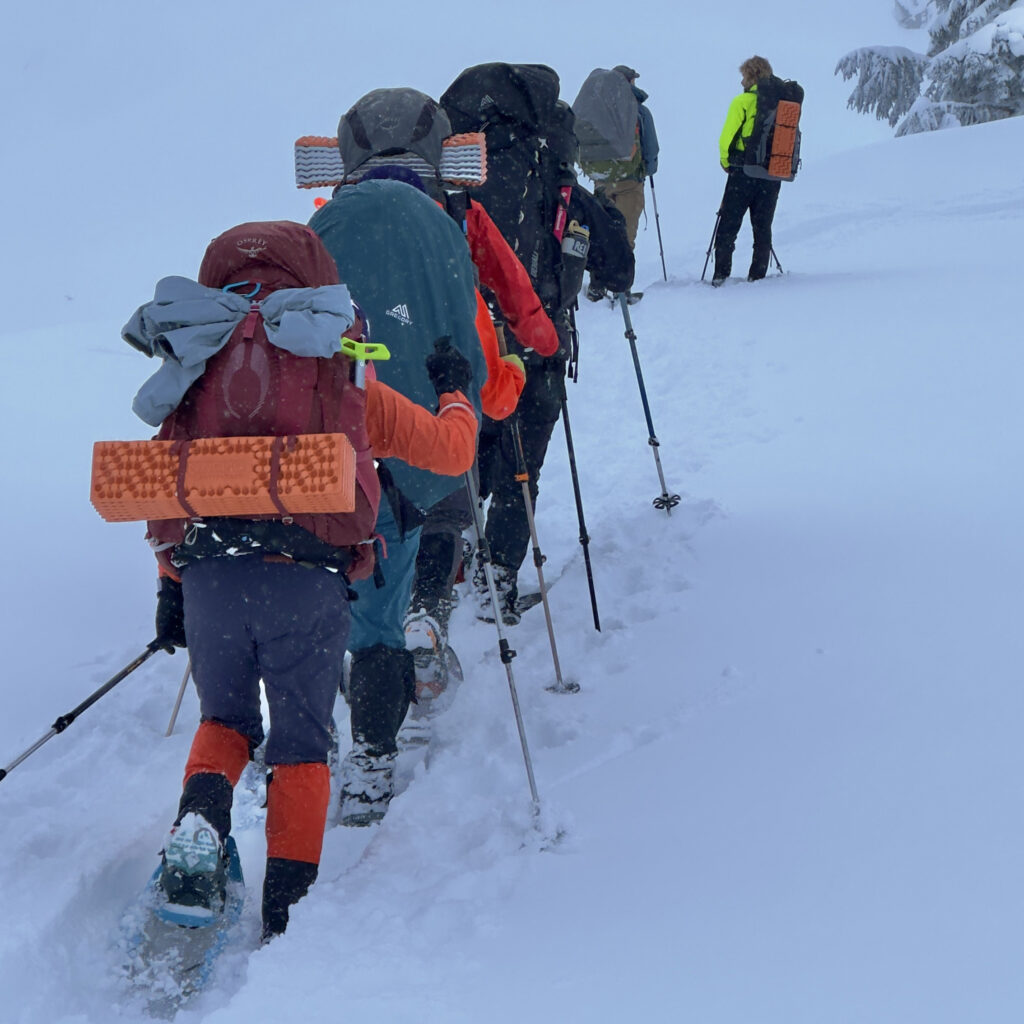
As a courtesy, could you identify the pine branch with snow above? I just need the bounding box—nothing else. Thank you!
[835,46,928,126]
[837,0,1024,134]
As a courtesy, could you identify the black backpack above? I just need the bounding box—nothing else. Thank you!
[441,63,582,314]
[743,76,804,182]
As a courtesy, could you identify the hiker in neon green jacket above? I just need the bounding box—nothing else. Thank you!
[712,56,782,286]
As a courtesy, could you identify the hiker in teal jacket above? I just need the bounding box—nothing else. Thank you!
[310,179,488,826]
[712,55,782,286]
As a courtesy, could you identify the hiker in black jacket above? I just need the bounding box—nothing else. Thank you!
[473,180,634,624]
[441,68,634,624]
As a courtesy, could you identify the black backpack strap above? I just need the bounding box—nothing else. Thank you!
[443,188,470,235]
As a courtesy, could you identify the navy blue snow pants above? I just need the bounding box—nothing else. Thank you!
[181,557,350,766]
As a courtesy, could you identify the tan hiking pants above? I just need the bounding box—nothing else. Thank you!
[598,177,645,249]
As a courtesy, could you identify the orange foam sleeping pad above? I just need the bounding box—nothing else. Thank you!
[90,433,356,522]
[768,100,801,179]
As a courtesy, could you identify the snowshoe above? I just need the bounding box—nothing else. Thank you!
[400,643,465,749]
[514,590,546,615]
[514,566,567,615]
[121,823,244,1017]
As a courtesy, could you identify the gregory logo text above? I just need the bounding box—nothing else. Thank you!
[385,303,413,326]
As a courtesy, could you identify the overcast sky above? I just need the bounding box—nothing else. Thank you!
[2,0,906,335]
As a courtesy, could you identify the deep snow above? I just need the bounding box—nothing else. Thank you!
[2,4,1023,1022]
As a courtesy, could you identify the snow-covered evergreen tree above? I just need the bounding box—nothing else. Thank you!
[836,1,1024,135]
[895,0,931,28]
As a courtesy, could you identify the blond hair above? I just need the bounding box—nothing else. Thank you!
[740,56,773,89]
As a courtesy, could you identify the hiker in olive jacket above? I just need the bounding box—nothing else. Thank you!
[712,55,782,286]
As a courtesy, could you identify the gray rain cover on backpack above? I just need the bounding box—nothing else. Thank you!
[572,69,639,162]
[338,88,452,179]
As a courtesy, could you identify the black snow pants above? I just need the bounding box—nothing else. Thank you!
[713,171,782,281]
[409,487,474,631]
[477,352,567,575]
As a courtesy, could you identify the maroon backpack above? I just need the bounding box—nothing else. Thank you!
[147,221,380,576]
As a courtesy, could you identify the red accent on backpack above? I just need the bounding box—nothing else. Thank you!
[146,221,380,577]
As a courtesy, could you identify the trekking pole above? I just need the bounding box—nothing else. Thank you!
[701,207,722,282]
[563,308,601,632]
[649,174,668,282]
[464,469,541,812]
[494,325,578,695]
[770,246,785,274]
[560,395,601,632]
[510,417,578,694]
[616,292,681,515]
[0,642,166,784]
[165,657,193,736]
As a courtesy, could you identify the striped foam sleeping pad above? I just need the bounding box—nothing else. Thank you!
[294,132,487,189]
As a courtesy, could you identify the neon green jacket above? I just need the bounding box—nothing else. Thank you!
[719,87,758,169]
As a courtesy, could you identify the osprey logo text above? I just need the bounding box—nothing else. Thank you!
[236,237,268,259]
[385,303,413,326]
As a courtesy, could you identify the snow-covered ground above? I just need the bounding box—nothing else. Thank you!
[2,5,1022,1022]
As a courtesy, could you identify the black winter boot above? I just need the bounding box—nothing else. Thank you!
[472,561,521,626]
[340,645,415,826]
[175,771,234,843]
[261,857,318,941]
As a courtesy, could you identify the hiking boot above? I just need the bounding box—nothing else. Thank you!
[404,609,448,701]
[157,812,228,913]
[711,276,727,288]
[473,562,521,627]
[338,742,397,827]
[585,282,607,303]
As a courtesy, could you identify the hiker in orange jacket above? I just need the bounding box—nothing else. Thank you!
[137,219,480,942]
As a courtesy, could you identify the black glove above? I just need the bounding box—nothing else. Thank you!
[425,337,472,397]
[154,576,186,653]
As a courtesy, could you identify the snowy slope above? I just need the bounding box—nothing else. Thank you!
[3,4,1024,1018]
[2,114,1022,1023]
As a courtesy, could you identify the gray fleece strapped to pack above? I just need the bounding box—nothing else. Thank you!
[123,276,355,426]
